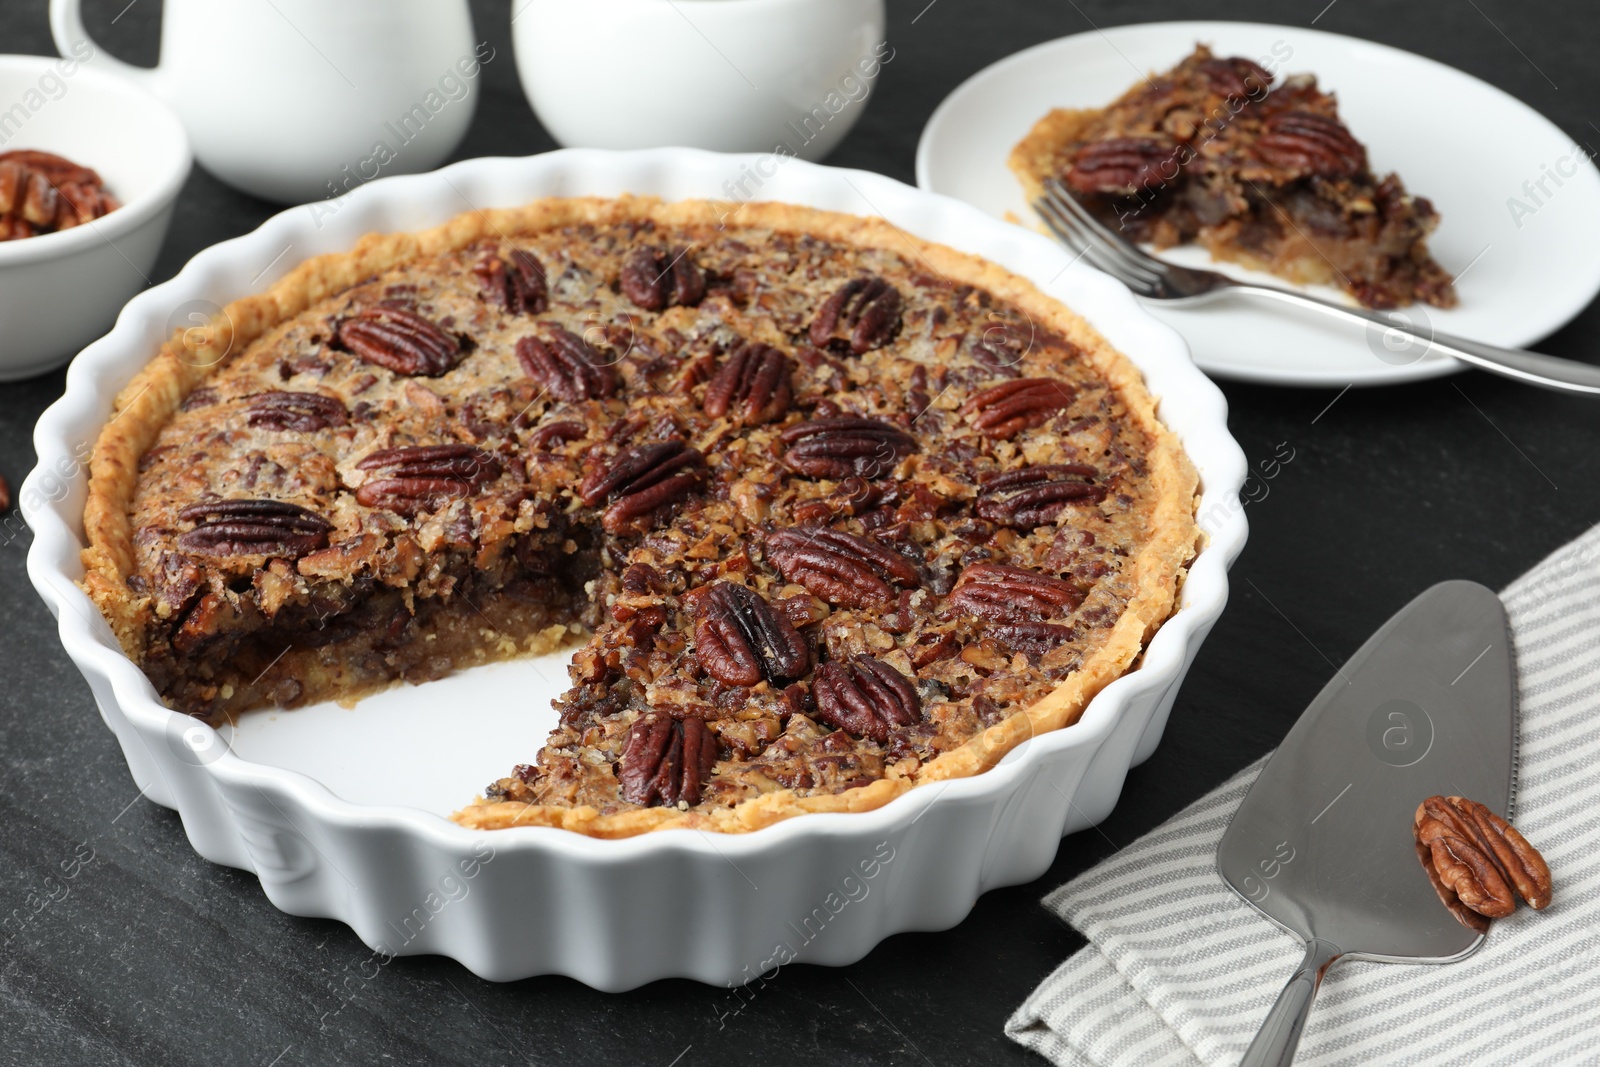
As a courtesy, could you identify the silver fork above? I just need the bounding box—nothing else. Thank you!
[1034,179,1600,396]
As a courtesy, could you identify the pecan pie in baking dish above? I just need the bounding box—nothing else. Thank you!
[81,197,1198,837]
[1010,45,1456,310]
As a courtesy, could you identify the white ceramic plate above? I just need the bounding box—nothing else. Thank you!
[916,21,1600,387]
[25,149,1247,988]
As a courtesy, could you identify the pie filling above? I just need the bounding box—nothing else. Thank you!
[88,199,1197,834]
[1009,45,1457,310]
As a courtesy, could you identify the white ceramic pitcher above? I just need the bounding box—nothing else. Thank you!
[50,0,484,204]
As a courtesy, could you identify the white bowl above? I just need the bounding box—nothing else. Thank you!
[512,0,887,161]
[23,148,1247,989]
[0,54,190,380]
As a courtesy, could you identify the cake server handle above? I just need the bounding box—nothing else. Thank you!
[1239,938,1344,1067]
[1228,283,1600,396]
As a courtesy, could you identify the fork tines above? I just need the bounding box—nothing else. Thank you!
[1033,179,1166,296]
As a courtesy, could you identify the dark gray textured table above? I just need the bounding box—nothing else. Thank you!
[3,1,1597,1064]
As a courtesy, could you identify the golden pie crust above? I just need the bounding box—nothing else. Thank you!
[80,196,1199,838]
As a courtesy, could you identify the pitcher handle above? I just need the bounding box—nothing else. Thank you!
[49,0,170,96]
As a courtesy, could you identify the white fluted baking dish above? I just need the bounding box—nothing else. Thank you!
[24,148,1247,989]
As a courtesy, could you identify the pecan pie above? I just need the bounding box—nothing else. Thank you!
[1010,45,1456,309]
[81,197,1198,837]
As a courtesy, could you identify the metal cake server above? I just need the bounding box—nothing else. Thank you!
[1218,580,1517,1067]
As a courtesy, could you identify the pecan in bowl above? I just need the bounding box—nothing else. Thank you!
[0,149,120,241]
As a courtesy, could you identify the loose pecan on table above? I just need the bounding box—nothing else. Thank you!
[1255,110,1367,179]
[1066,137,1184,196]
[354,443,502,514]
[962,378,1075,439]
[579,439,705,533]
[1414,794,1552,927]
[475,248,548,315]
[779,417,917,479]
[516,325,620,402]
[693,581,812,687]
[244,391,350,432]
[702,341,793,427]
[976,465,1105,527]
[808,274,903,355]
[619,714,718,808]
[764,527,919,609]
[812,654,922,742]
[335,306,465,377]
[1413,837,1489,934]
[176,498,333,557]
[619,246,706,311]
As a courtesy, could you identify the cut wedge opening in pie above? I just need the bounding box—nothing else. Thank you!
[1010,45,1457,310]
[81,197,1199,837]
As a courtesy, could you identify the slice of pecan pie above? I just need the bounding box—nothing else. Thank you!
[81,197,1198,837]
[1010,45,1456,309]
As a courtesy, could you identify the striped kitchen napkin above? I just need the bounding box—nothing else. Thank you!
[1008,523,1600,1066]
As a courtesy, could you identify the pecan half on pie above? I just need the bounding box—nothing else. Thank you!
[81,197,1198,836]
[1009,45,1456,309]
